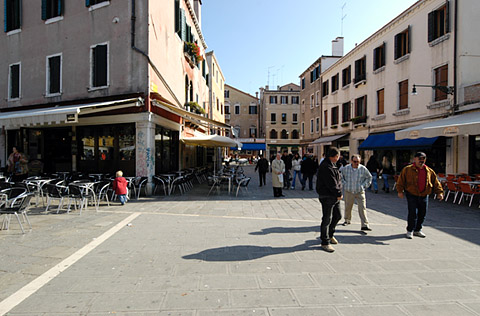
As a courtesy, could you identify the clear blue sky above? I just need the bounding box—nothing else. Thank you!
[201,0,419,96]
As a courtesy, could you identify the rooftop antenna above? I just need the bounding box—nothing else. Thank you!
[341,2,347,36]
[267,66,275,87]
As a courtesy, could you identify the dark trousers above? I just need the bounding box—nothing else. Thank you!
[283,170,291,188]
[302,173,314,190]
[406,192,428,232]
[319,196,342,245]
[259,171,267,186]
[273,187,283,197]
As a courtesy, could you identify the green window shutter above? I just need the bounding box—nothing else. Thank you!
[174,0,180,33]
[41,0,47,20]
[85,0,90,7]
[445,0,450,33]
[181,9,186,41]
[4,0,7,32]
[58,0,63,16]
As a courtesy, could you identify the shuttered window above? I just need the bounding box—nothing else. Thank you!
[428,2,449,42]
[355,96,367,117]
[322,80,329,97]
[377,89,384,115]
[399,80,409,110]
[434,65,448,101]
[342,65,351,87]
[85,0,108,7]
[42,0,63,20]
[373,42,386,70]
[354,56,366,83]
[92,44,108,88]
[331,106,339,125]
[394,27,411,60]
[47,55,61,94]
[9,63,20,99]
[4,0,21,32]
[342,102,351,122]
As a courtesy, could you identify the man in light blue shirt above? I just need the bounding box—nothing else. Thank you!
[341,154,373,231]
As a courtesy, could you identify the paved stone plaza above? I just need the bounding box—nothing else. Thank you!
[1,165,480,315]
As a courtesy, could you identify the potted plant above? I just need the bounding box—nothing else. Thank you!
[186,101,206,115]
[351,116,367,125]
[184,42,203,63]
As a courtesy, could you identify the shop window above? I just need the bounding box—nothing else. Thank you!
[98,126,114,160]
[119,125,135,161]
[80,127,96,160]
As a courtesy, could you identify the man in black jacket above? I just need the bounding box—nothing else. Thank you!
[316,147,343,253]
[301,154,316,190]
[255,155,269,187]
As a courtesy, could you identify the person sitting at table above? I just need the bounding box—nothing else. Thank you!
[112,170,128,205]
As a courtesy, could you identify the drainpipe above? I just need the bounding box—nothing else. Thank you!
[453,0,458,172]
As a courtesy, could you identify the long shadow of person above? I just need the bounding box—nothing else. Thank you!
[182,239,321,262]
[249,225,319,235]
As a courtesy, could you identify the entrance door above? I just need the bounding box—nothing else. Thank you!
[43,128,72,172]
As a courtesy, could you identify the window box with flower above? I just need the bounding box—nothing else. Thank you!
[186,101,206,115]
[184,42,203,68]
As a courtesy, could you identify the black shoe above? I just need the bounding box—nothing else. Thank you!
[386,188,390,193]
[259,185,262,187]
[301,186,305,190]
[375,190,378,194]
[382,187,386,191]
[361,226,372,231]
[280,194,285,197]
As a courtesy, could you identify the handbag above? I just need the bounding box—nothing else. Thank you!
[278,174,284,183]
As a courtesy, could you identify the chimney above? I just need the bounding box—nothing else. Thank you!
[265,85,269,90]
[255,92,259,98]
[332,37,344,56]
[193,0,202,27]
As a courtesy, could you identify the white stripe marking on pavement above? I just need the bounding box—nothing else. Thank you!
[0,212,140,316]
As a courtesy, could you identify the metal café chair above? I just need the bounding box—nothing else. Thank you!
[0,193,34,234]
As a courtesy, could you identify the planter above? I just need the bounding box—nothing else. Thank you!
[341,122,350,127]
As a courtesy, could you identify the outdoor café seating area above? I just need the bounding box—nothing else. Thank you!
[435,173,480,207]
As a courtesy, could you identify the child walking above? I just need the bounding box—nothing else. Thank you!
[113,170,128,205]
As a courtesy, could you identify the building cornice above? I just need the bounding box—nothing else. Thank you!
[184,0,207,49]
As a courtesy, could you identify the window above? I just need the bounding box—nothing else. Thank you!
[269,96,277,104]
[224,105,230,114]
[342,101,351,122]
[216,98,219,111]
[233,126,241,137]
[224,90,229,98]
[316,117,320,132]
[342,65,351,87]
[249,104,257,114]
[331,106,339,125]
[301,122,305,135]
[428,3,449,42]
[281,129,288,139]
[323,110,328,127]
[281,96,288,104]
[377,89,385,114]
[281,113,287,123]
[301,77,305,89]
[354,56,366,83]
[86,0,109,6]
[291,130,299,139]
[355,96,367,118]
[46,54,62,95]
[8,62,20,99]
[373,42,386,70]
[250,127,257,138]
[292,113,298,123]
[394,27,411,60]
[291,96,299,104]
[310,94,314,109]
[5,0,21,32]
[234,104,240,115]
[398,80,409,109]
[434,65,448,101]
[310,119,314,134]
[316,91,320,107]
[42,0,63,20]
[331,73,339,92]
[322,80,329,97]
[91,43,108,88]
[269,129,277,139]
[310,67,319,83]
[271,113,276,123]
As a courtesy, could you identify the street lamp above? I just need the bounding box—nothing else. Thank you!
[411,84,455,96]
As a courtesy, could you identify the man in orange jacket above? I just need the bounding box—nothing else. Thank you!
[396,152,443,239]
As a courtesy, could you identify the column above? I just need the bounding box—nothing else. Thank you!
[136,121,155,195]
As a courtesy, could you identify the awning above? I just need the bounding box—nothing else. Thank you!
[0,98,143,129]
[311,134,348,145]
[151,98,230,130]
[395,111,480,140]
[233,143,266,151]
[182,134,239,148]
[359,133,438,150]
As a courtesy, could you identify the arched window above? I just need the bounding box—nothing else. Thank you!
[189,80,193,102]
[281,129,288,139]
[291,130,299,139]
[270,129,277,139]
[185,75,189,102]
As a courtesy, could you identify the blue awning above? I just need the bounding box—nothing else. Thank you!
[359,133,438,150]
[231,143,266,150]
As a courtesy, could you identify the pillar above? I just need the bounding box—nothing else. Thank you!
[136,121,155,195]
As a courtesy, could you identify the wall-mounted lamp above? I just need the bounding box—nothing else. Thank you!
[411,84,455,96]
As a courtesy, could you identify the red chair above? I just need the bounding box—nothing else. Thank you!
[457,183,480,207]
[445,181,460,203]
[446,175,456,181]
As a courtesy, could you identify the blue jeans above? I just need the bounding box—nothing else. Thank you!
[382,174,390,189]
[319,196,342,245]
[291,170,303,188]
[370,172,378,191]
[118,194,127,205]
[405,192,428,232]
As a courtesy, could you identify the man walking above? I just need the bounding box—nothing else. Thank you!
[396,152,444,239]
[316,147,343,252]
[272,152,286,197]
[255,155,269,187]
[341,155,373,231]
[301,154,316,190]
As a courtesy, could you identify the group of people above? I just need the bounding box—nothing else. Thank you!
[258,147,444,253]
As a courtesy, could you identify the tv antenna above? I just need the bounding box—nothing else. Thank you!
[341,2,347,36]
[267,66,275,87]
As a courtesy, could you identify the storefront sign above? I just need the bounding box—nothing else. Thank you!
[443,126,459,136]
[408,130,420,138]
[65,113,78,123]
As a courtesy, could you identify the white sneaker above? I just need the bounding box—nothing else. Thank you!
[413,231,426,238]
[406,231,413,239]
